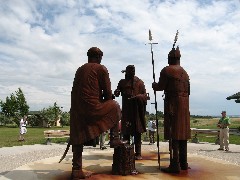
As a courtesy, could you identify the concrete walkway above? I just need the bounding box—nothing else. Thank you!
[0,142,240,180]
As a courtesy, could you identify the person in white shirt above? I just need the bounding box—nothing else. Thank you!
[18,115,27,141]
[100,131,107,150]
[147,120,157,145]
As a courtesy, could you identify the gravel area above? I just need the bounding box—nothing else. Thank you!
[0,141,239,175]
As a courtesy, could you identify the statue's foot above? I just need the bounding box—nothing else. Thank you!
[71,170,91,179]
[135,154,143,160]
[161,166,180,174]
[100,146,107,150]
[131,169,138,175]
[180,163,190,170]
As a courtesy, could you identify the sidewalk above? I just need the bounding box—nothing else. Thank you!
[0,142,240,179]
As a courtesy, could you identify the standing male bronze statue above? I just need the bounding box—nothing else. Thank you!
[70,47,125,179]
[152,44,191,173]
[114,65,148,160]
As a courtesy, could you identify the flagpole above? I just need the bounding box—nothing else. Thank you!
[146,29,160,169]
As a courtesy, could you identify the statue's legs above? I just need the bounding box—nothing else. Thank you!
[123,134,130,142]
[110,122,127,148]
[161,140,180,173]
[179,140,188,170]
[134,132,142,160]
[72,144,90,179]
[170,140,181,172]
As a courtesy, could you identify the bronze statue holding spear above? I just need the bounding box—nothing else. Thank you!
[152,30,191,173]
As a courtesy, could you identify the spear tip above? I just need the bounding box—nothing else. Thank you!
[149,29,153,41]
[173,30,179,48]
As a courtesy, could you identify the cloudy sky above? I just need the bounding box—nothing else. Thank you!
[0,0,240,116]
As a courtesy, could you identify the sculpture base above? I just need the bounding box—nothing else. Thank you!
[112,144,138,176]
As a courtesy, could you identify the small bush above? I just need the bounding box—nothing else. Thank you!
[6,124,18,128]
[193,120,199,123]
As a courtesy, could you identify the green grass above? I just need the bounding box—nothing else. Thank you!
[191,133,240,145]
[189,117,240,145]
[1,117,240,148]
[0,126,69,148]
[190,117,240,129]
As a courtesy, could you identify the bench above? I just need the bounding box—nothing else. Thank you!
[43,130,100,146]
[191,128,220,144]
[44,130,70,145]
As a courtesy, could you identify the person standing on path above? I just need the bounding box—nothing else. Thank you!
[147,120,157,145]
[100,131,107,150]
[18,115,28,141]
[217,111,231,151]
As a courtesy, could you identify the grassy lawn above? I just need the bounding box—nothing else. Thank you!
[190,117,240,145]
[191,133,240,145]
[190,117,240,129]
[0,126,69,148]
[0,117,239,148]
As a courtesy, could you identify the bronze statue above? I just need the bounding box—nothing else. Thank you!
[152,46,191,173]
[114,65,149,160]
[70,47,125,179]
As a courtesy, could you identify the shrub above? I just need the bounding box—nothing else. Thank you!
[193,119,199,123]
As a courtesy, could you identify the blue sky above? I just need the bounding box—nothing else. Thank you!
[0,0,240,116]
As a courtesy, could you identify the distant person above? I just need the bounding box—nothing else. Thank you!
[18,115,28,141]
[100,131,107,150]
[119,120,122,140]
[147,120,157,145]
[217,111,231,151]
[152,46,191,173]
[70,47,125,179]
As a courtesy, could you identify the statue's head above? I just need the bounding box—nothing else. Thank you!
[87,47,103,63]
[125,65,135,79]
[168,46,181,65]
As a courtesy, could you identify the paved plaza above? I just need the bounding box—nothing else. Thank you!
[0,142,240,180]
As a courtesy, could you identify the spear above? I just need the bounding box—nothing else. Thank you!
[173,30,179,48]
[146,29,160,169]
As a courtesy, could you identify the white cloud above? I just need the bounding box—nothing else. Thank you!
[0,0,240,115]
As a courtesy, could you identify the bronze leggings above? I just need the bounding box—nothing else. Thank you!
[123,132,142,155]
[171,140,187,167]
[72,144,83,170]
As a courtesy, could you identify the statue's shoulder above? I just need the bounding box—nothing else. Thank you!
[134,76,144,84]
[160,66,170,74]
[92,64,109,73]
[119,78,127,85]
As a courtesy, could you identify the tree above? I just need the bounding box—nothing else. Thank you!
[157,111,164,118]
[15,88,29,116]
[0,88,29,125]
[0,94,17,117]
[60,111,70,126]
[0,113,5,125]
[27,114,41,127]
[39,102,61,127]
[147,111,164,120]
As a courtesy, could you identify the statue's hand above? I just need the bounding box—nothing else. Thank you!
[114,89,120,97]
[152,82,158,90]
